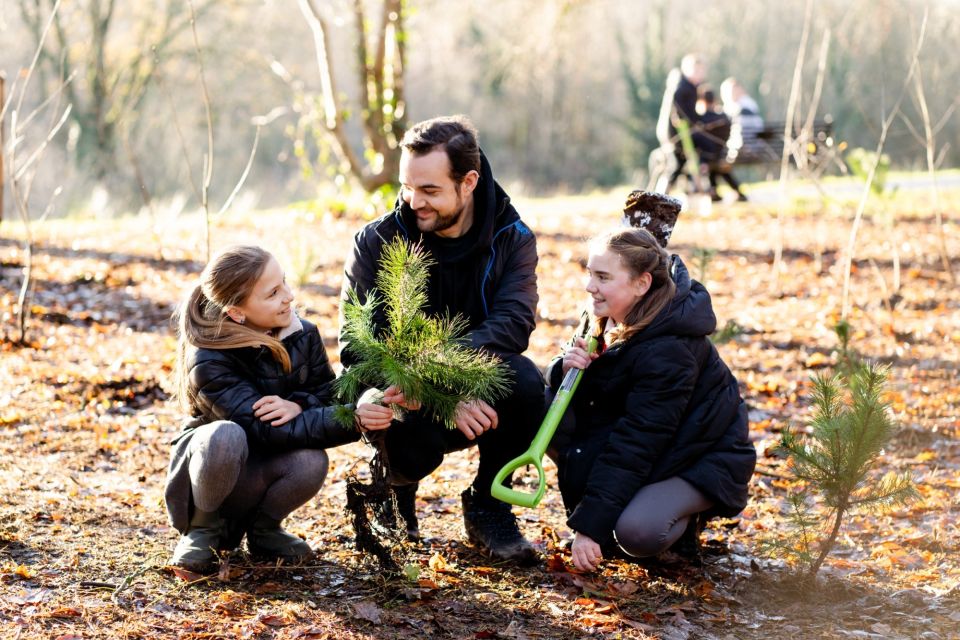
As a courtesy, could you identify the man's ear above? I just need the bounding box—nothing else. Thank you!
[459,169,480,196]
[225,307,244,324]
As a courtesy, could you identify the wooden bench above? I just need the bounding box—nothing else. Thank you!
[647,117,837,191]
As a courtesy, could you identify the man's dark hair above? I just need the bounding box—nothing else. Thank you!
[400,115,481,183]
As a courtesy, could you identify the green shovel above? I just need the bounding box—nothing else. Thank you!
[491,323,598,508]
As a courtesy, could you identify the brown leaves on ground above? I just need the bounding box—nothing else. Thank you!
[1,199,959,639]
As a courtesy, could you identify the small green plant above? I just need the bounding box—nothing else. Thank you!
[285,240,321,287]
[692,247,716,284]
[711,319,744,345]
[335,237,512,428]
[771,363,918,580]
[833,319,860,377]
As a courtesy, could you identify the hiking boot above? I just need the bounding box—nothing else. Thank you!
[461,486,538,565]
[246,514,313,563]
[393,483,421,541]
[170,509,225,573]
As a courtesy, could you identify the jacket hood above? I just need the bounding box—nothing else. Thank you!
[392,149,518,256]
[638,255,717,341]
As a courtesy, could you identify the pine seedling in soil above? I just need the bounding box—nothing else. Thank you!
[833,319,860,378]
[336,237,512,570]
[770,363,918,581]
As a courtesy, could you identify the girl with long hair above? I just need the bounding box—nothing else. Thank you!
[547,228,755,571]
[164,245,408,572]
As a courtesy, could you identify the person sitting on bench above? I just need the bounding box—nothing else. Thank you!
[693,87,748,202]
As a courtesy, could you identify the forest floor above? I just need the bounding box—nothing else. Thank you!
[1,186,958,639]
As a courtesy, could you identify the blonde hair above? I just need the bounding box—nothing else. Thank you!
[174,245,291,409]
[590,228,676,344]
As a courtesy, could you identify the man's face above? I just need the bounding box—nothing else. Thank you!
[399,149,475,238]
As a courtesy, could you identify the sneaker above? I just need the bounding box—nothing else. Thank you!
[461,486,538,565]
[246,514,313,563]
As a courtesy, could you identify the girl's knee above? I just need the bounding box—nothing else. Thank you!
[613,523,671,558]
[283,449,329,491]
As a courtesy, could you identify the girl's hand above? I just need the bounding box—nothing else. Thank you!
[561,337,598,375]
[253,395,303,426]
[381,385,421,411]
[571,532,603,572]
[355,399,394,432]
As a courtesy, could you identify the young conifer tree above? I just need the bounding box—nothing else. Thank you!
[775,363,918,579]
[335,237,512,426]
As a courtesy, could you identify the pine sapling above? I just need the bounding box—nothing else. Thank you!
[335,237,512,425]
[773,363,918,579]
[335,237,512,570]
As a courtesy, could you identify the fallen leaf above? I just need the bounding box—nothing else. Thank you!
[258,612,294,627]
[352,600,383,624]
[47,607,82,618]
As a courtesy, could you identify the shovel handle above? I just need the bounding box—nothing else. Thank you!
[490,337,597,508]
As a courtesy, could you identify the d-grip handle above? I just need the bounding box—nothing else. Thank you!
[490,337,597,508]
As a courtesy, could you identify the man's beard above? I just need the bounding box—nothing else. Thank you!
[416,194,465,234]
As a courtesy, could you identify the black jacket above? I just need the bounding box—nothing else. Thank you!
[178,316,359,451]
[547,258,755,544]
[340,152,538,360]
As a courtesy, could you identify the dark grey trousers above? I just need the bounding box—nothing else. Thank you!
[186,421,329,523]
[613,476,713,557]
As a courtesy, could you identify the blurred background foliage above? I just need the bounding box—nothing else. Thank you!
[1,0,957,217]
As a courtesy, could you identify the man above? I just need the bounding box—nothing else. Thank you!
[340,115,543,564]
[657,53,707,192]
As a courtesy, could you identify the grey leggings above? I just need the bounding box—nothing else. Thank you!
[187,421,329,522]
[613,476,713,558]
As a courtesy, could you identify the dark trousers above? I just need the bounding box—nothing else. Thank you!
[382,353,545,500]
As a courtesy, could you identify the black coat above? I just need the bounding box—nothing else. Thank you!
[340,151,538,359]
[178,316,359,451]
[546,258,755,544]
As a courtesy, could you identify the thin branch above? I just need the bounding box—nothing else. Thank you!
[770,0,813,294]
[840,11,928,318]
[216,125,261,217]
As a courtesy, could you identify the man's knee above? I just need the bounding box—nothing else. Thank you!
[499,354,545,405]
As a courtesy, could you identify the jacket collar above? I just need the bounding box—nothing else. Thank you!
[276,312,303,341]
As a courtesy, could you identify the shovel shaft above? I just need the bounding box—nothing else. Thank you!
[490,337,597,507]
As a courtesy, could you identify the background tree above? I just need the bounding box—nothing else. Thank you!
[297,0,407,194]
[16,0,219,186]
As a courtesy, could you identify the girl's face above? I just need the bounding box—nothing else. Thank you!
[229,256,294,333]
[586,248,651,325]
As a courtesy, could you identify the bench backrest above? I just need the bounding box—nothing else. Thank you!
[733,120,833,165]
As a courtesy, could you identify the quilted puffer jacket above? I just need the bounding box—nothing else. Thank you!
[176,314,359,451]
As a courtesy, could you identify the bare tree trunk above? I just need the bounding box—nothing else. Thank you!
[298,0,406,193]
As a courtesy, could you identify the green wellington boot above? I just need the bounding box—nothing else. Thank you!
[246,514,313,562]
[170,509,225,573]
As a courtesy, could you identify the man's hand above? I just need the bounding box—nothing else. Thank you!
[253,395,303,426]
[454,399,498,440]
[561,337,598,375]
[571,532,603,572]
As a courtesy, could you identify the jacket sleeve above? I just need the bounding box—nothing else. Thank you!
[190,355,359,451]
[468,226,538,355]
[566,339,699,543]
[339,226,385,369]
[287,325,337,409]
